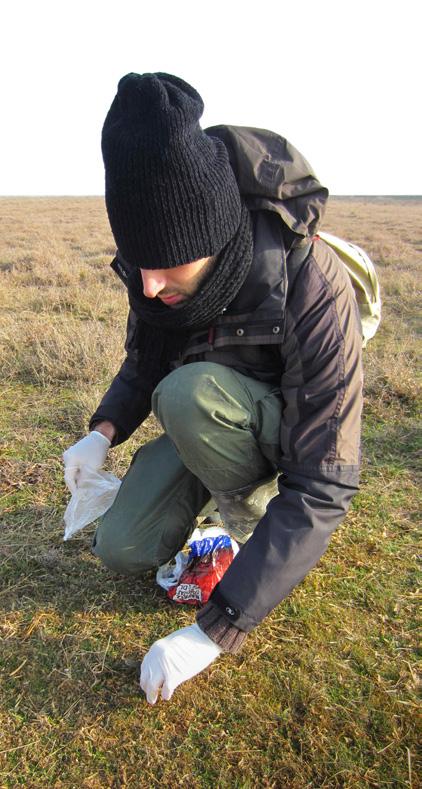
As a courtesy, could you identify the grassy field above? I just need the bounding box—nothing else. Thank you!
[0,197,420,788]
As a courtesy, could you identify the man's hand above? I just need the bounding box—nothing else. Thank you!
[62,430,111,493]
[140,623,222,704]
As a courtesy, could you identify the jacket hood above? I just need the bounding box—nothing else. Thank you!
[205,125,329,246]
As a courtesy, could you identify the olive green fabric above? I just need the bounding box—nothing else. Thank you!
[93,363,282,575]
[92,434,209,574]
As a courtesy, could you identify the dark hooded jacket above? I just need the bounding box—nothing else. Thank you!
[90,127,363,651]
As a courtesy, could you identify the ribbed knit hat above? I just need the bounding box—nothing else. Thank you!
[102,72,242,269]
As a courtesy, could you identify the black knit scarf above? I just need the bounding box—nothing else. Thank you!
[125,203,254,390]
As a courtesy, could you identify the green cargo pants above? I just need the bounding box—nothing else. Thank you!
[93,362,282,574]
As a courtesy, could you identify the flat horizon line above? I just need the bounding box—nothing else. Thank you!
[1,194,421,200]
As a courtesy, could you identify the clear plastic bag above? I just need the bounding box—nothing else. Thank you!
[156,551,190,591]
[63,467,121,541]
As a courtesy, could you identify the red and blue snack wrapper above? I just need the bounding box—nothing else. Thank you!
[156,528,239,606]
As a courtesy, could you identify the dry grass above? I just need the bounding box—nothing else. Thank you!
[0,198,125,390]
[0,197,421,788]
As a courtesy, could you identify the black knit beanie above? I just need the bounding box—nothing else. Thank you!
[102,72,242,269]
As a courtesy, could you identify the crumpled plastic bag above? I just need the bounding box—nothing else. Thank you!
[63,467,121,541]
[155,551,190,591]
[156,527,239,606]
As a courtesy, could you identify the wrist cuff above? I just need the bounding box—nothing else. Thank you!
[196,602,247,654]
[91,430,112,448]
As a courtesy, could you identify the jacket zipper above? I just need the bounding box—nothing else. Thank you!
[207,326,215,349]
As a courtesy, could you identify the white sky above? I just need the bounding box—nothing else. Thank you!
[1,0,421,195]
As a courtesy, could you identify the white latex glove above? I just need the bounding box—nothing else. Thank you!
[62,431,111,494]
[140,623,222,704]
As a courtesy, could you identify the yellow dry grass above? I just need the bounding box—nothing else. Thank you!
[0,196,420,788]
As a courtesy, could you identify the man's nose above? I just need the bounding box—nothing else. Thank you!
[140,269,167,299]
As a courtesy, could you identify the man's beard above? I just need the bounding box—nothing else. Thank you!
[163,255,217,308]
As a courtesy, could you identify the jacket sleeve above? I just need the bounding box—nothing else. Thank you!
[89,309,155,445]
[197,240,363,651]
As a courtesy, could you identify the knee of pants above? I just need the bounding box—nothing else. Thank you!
[152,362,242,440]
[92,524,155,576]
[153,363,206,427]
